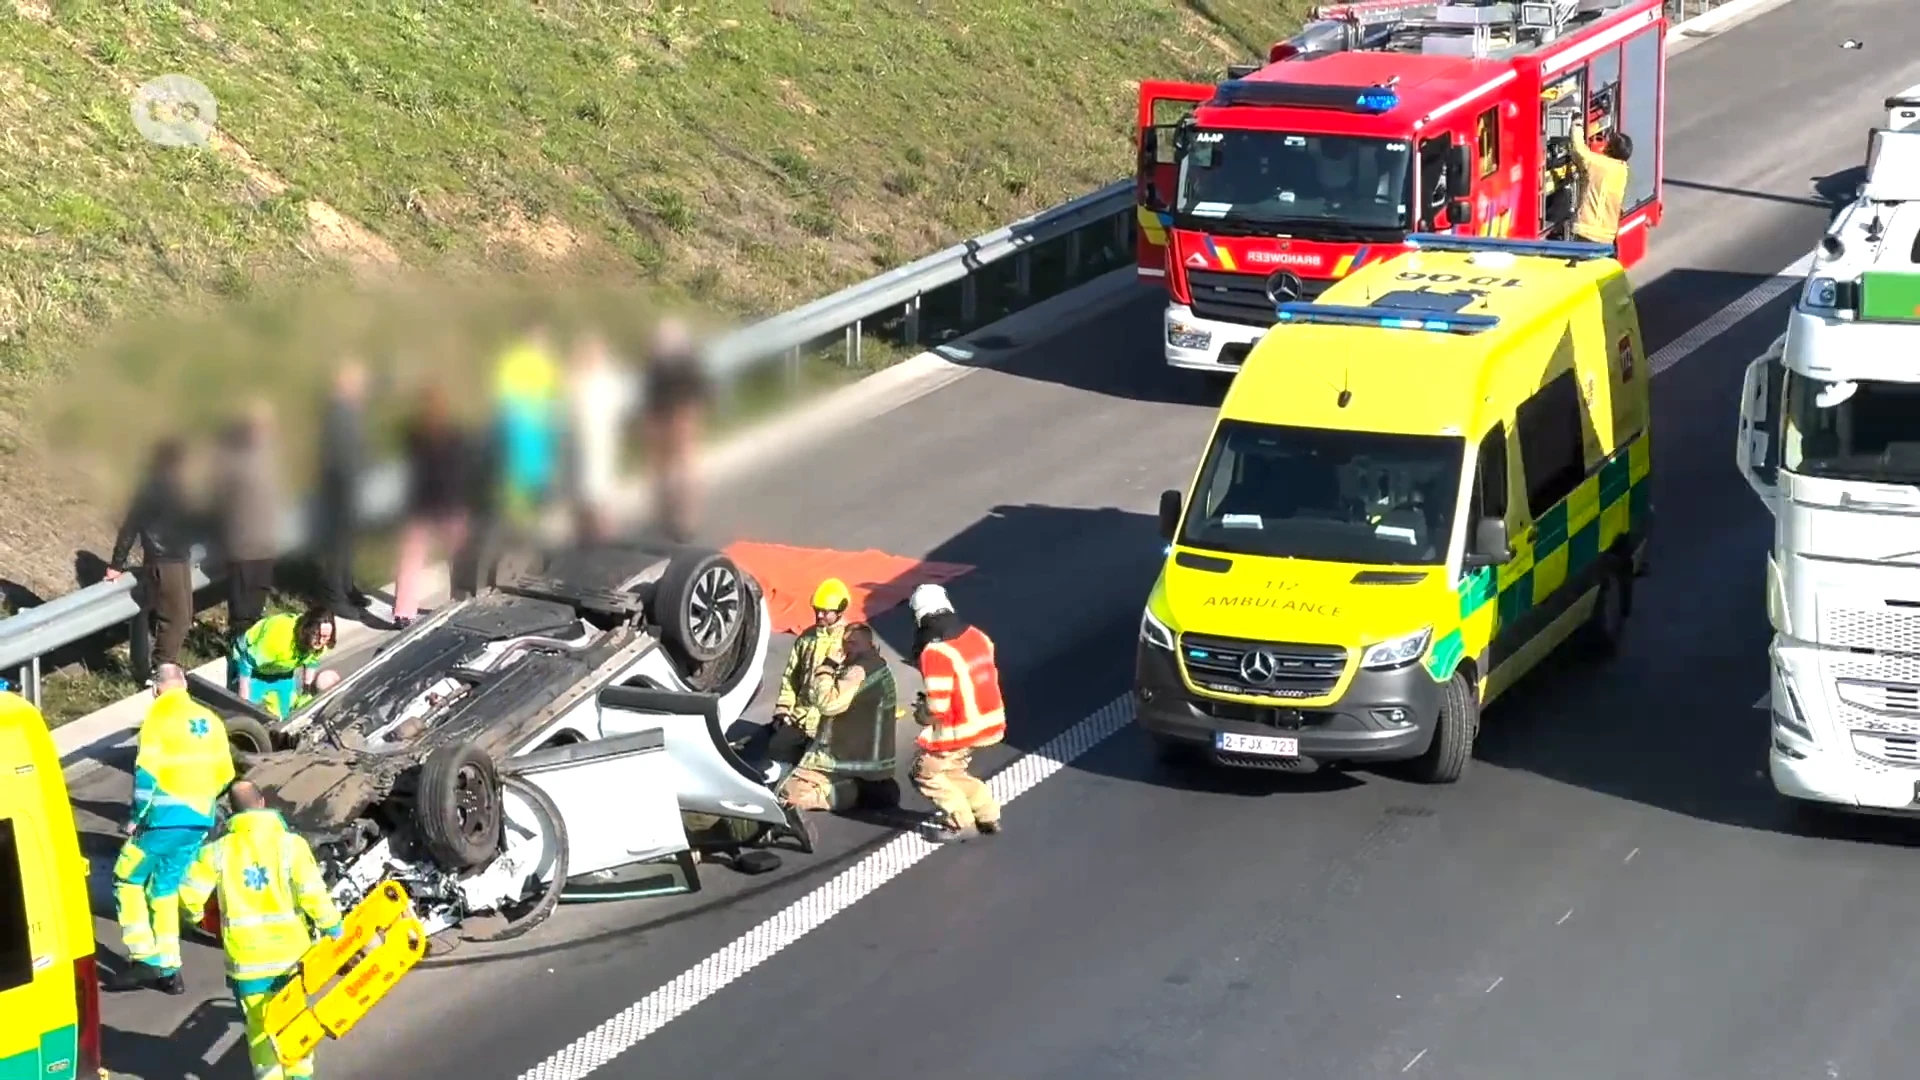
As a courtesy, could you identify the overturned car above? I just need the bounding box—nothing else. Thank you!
[194,541,813,940]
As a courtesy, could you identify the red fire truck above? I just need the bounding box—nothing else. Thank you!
[1135,0,1666,373]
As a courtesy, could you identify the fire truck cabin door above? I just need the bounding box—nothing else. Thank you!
[1136,80,1214,280]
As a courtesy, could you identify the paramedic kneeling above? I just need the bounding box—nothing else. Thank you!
[179,781,344,1080]
[109,663,234,994]
[233,608,341,718]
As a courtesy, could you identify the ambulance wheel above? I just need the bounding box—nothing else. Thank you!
[226,715,274,762]
[1406,671,1477,785]
[653,549,746,666]
[415,744,503,872]
[1577,557,1633,660]
[462,775,566,943]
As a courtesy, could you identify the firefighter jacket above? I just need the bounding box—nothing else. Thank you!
[798,652,898,778]
[179,809,343,996]
[132,689,235,832]
[775,623,846,733]
[233,612,325,682]
[914,623,1006,753]
[1571,140,1629,244]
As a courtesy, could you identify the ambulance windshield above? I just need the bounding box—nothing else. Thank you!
[1176,130,1412,234]
[1180,420,1464,565]
[1781,373,1920,484]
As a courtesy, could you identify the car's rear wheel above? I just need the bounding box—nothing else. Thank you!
[226,714,275,765]
[653,549,747,666]
[462,775,567,943]
[415,743,503,871]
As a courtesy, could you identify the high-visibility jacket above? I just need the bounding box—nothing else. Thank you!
[178,810,343,995]
[233,612,325,682]
[132,689,235,831]
[915,624,1006,753]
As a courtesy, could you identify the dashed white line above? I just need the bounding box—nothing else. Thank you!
[518,694,1136,1080]
[1485,976,1503,993]
[1557,909,1574,926]
[1402,1048,1429,1072]
[1648,253,1813,375]
[1623,847,1640,865]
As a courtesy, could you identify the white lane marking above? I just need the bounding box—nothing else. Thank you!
[519,694,1135,1080]
[204,1021,245,1065]
[1403,1048,1429,1072]
[1485,976,1503,993]
[1623,846,1639,865]
[1557,909,1574,926]
[1754,692,1771,710]
[1648,253,1813,375]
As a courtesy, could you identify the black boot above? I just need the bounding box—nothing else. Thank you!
[156,971,187,996]
[103,962,156,992]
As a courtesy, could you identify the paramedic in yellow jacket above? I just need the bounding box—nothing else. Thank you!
[233,608,341,719]
[180,780,344,1080]
[108,663,234,995]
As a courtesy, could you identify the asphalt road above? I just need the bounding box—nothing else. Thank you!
[95,2,1920,1077]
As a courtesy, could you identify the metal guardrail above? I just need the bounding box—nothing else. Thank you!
[0,179,1138,708]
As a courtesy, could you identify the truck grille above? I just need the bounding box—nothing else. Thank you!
[1818,604,1920,654]
[1179,633,1348,700]
[1853,730,1920,769]
[1184,269,1331,327]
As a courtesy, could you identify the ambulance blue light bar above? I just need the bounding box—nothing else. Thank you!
[1403,233,1616,261]
[1274,302,1500,335]
[1214,78,1399,114]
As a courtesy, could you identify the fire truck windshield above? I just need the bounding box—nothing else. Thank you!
[1176,129,1411,235]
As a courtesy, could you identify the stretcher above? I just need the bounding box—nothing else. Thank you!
[262,879,428,1068]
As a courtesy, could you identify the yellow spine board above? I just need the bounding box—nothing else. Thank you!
[264,880,428,1068]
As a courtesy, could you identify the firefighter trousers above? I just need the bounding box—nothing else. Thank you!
[237,985,314,1079]
[911,749,998,830]
[114,825,208,975]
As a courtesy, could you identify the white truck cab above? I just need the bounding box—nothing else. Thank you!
[1737,126,1920,816]
[1889,84,1920,131]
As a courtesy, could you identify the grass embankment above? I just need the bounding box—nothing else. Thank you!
[4,0,1313,723]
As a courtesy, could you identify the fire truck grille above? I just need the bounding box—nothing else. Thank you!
[1185,269,1310,327]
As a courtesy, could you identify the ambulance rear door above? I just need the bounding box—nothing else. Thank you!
[1136,81,1214,281]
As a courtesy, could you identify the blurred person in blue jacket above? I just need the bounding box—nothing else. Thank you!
[493,326,565,528]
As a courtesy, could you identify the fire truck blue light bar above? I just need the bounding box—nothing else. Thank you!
[1274,302,1501,334]
[1403,234,1617,261]
[1213,79,1400,114]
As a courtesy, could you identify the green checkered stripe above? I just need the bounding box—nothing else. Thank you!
[1424,439,1650,681]
[0,1025,78,1080]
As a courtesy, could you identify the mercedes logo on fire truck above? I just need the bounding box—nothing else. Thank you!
[1264,270,1304,305]
[1239,648,1279,685]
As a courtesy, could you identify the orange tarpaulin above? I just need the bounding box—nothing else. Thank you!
[724,541,976,636]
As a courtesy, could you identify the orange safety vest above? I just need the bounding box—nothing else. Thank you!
[916,625,1007,753]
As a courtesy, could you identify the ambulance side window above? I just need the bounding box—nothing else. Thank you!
[1514,370,1586,518]
[0,817,32,993]
[1471,424,1508,523]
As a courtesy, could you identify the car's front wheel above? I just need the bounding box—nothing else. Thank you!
[415,743,504,871]
[653,548,747,666]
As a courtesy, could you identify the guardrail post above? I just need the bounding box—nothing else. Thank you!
[845,319,863,368]
[785,345,801,391]
[23,657,40,708]
[1066,230,1082,279]
[903,295,922,348]
[129,604,153,687]
[1015,251,1032,302]
[960,275,978,330]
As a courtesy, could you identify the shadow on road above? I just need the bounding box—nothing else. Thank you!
[105,991,251,1080]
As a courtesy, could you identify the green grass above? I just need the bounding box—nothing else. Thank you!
[0,0,1313,609]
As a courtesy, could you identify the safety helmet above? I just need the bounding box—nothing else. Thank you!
[811,578,851,612]
[908,583,954,622]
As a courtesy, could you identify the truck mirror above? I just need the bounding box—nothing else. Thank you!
[1736,352,1785,513]
[1446,145,1472,199]
[1464,517,1511,568]
[1158,489,1183,542]
[1448,198,1473,227]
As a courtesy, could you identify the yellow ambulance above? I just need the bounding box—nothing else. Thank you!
[1135,234,1652,782]
[0,688,106,1078]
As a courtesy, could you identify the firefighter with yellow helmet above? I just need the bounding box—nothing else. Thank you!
[741,578,853,786]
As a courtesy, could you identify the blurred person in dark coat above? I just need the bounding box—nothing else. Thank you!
[391,383,469,628]
[105,437,201,676]
[315,360,371,622]
[642,316,711,542]
[214,400,282,671]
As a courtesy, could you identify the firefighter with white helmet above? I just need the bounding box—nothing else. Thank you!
[907,583,1006,842]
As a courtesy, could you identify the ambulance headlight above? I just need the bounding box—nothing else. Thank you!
[1360,627,1432,670]
[1804,276,1839,309]
[1166,318,1212,351]
[1140,607,1176,652]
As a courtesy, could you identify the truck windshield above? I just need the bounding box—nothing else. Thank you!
[1179,420,1464,565]
[1176,130,1412,233]
[1782,373,1920,484]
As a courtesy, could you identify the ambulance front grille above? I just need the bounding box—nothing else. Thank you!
[1179,633,1348,700]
